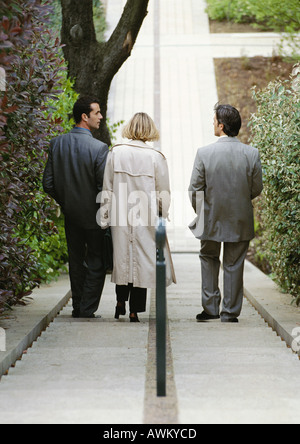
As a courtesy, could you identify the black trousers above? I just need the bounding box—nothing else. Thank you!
[116,284,147,313]
[65,219,106,317]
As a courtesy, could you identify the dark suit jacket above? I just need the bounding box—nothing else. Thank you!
[43,127,109,230]
[189,137,263,242]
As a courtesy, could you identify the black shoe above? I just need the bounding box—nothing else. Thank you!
[221,317,239,323]
[130,313,140,323]
[115,303,126,319]
[80,314,102,319]
[196,311,220,322]
[72,311,80,318]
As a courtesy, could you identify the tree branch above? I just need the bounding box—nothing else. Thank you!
[104,0,149,79]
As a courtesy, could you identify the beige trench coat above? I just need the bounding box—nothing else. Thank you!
[100,141,176,289]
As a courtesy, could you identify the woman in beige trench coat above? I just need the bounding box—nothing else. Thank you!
[100,113,175,322]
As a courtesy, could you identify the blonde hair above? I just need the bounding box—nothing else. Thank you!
[122,112,160,142]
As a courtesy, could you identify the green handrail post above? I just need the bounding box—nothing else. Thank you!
[156,217,166,397]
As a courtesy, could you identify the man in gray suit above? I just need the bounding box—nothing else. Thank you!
[189,104,263,323]
[43,97,109,318]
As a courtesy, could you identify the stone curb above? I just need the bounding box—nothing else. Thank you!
[0,277,71,378]
[244,260,300,358]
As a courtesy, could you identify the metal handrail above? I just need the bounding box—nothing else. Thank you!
[156,217,167,397]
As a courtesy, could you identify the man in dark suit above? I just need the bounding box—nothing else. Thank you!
[43,96,109,318]
[189,104,263,323]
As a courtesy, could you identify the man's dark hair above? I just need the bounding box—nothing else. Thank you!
[73,96,100,124]
[214,103,242,137]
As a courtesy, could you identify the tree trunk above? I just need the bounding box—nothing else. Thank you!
[61,0,149,145]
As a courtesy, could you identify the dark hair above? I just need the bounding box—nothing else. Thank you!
[214,103,241,137]
[73,96,100,124]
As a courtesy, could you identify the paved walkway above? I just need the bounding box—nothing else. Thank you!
[168,256,300,424]
[0,0,299,425]
[0,254,300,424]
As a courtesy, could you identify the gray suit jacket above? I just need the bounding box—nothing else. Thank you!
[189,137,263,242]
[43,127,109,230]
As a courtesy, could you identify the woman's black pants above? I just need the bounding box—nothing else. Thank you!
[116,284,147,313]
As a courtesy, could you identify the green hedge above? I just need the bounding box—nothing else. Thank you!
[250,65,300,304]
[206,0,300,30]
[0,1,76,314]
[206,0,300,58]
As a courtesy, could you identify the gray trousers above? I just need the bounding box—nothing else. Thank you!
[200,240,250,321]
